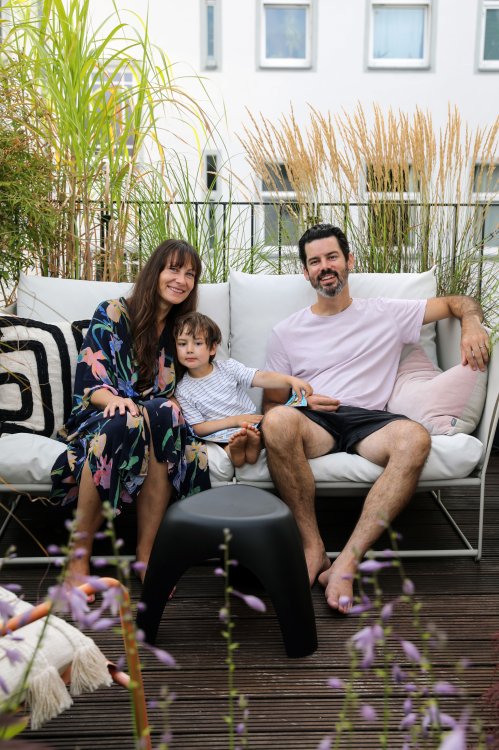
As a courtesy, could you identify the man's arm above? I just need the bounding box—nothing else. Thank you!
[423,296,490,371]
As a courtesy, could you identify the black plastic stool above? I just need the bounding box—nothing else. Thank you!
[137,484,318,658]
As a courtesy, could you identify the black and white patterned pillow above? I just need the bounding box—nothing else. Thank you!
[0,317,89,437]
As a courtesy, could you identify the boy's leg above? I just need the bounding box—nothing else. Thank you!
[243,422,263,464]
[226,428,248,467]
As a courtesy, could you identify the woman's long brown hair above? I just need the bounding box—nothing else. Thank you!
[126,239,202,390]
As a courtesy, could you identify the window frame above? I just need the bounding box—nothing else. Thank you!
[478,0,499,71]
[367,0,432,70]
[259,0,313,69]
[260,162,301,259]
[201,0,221,70]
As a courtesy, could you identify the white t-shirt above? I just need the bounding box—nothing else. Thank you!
[265,297,426,411]
[175,358,258,441]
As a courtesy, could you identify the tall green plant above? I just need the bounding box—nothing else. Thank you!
[0,60,59,305]
[0,0,213,282]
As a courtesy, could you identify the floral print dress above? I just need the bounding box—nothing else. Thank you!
[51,298,210,511]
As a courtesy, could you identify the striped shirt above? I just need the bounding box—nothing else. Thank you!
[175,358,258,442]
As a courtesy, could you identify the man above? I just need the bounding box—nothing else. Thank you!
[262,224,489,613]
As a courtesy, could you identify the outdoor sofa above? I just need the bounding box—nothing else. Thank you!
[1,269,497,561]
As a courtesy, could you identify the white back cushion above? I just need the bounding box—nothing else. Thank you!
[229,268,438,374]
[16,274,230,358]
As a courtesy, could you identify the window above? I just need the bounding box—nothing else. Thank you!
[261,163,300,248]
[202,0,220,69]
[368,1,431,69]
[260,0,312,68]
[478,1,499,70]
[205,152,219,193]
[365,164,419,251]
[93,64,135,158]
[473,164,499,253]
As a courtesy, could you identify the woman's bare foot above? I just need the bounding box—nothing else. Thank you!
[318,559,356,614]
[65,558,94,602]
[226,429,247,467]
[243,423,262,464]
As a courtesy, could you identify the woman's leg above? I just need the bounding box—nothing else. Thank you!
[135,410,172,577]
[67,460,104,582]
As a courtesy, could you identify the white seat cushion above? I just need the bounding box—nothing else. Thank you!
[0,433,234,489]
[235,433,484,484]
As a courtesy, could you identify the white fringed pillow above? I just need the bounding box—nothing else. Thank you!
[386,345,488,435]
[0,586,112,729]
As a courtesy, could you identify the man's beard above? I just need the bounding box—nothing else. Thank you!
[310,268,348,298]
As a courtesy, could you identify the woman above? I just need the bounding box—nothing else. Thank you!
[51,239,210,582]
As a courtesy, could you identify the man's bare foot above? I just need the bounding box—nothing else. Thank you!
[226,429,247,467]
[243,423,262,464]
[304,545,331,587]
[318,560,355,614]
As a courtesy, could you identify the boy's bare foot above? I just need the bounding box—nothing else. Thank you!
[318,559,356,614]
[226,429,247,467]
[243,422,262,464]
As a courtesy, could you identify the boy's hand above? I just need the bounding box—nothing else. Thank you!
[235,414,263,426]
[288,376,313,398]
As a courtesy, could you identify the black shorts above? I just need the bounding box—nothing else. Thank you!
[300,405,409,454]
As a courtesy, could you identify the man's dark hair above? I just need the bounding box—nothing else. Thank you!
[298,224,350,266]
[173,311,222,363]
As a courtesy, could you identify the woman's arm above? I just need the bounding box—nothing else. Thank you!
[192,413,263,437]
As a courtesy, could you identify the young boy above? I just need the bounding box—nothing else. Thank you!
[173,312,312,467]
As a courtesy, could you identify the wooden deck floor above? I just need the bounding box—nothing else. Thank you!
[1,452,498,749]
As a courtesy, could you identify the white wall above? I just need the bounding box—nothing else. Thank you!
[91,0,498,198]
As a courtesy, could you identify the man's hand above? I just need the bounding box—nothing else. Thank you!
[103,396,139,418]
[460,318,490,371]
[306,394,340,412]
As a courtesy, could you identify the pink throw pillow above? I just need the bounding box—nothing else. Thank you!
[386,345,488,435]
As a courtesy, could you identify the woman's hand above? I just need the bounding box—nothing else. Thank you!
[103,396,139,418]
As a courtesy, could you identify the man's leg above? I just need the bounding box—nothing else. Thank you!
[261,406,335,585]
[318,419,431,612]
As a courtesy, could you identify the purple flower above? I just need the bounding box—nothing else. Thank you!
[0,600,14,623]
[400,712,417,729]
[0,675,9,695]
[360,703,377,722]
[401,639,423,665]
[381,601,395,622]
[327,677,344,690]
[152,647,176,668]
[403,698,412,715]
[231,590,266,613]
[317,737,332,750]
[351,624,384,668]
[402,578,415,595]
[349,594,372,615]
[213,567,225,577]
[3,584,22,593]
[438,726,466,750]
[132,561,147,574]
[358,560,391,573]
[236,722,245,735]
[434,680,458,696]
[219,607,229,622]
[4,647,23,666]
[47,545,61,555]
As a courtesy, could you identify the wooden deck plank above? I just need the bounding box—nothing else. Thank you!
[1,451,498,749]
